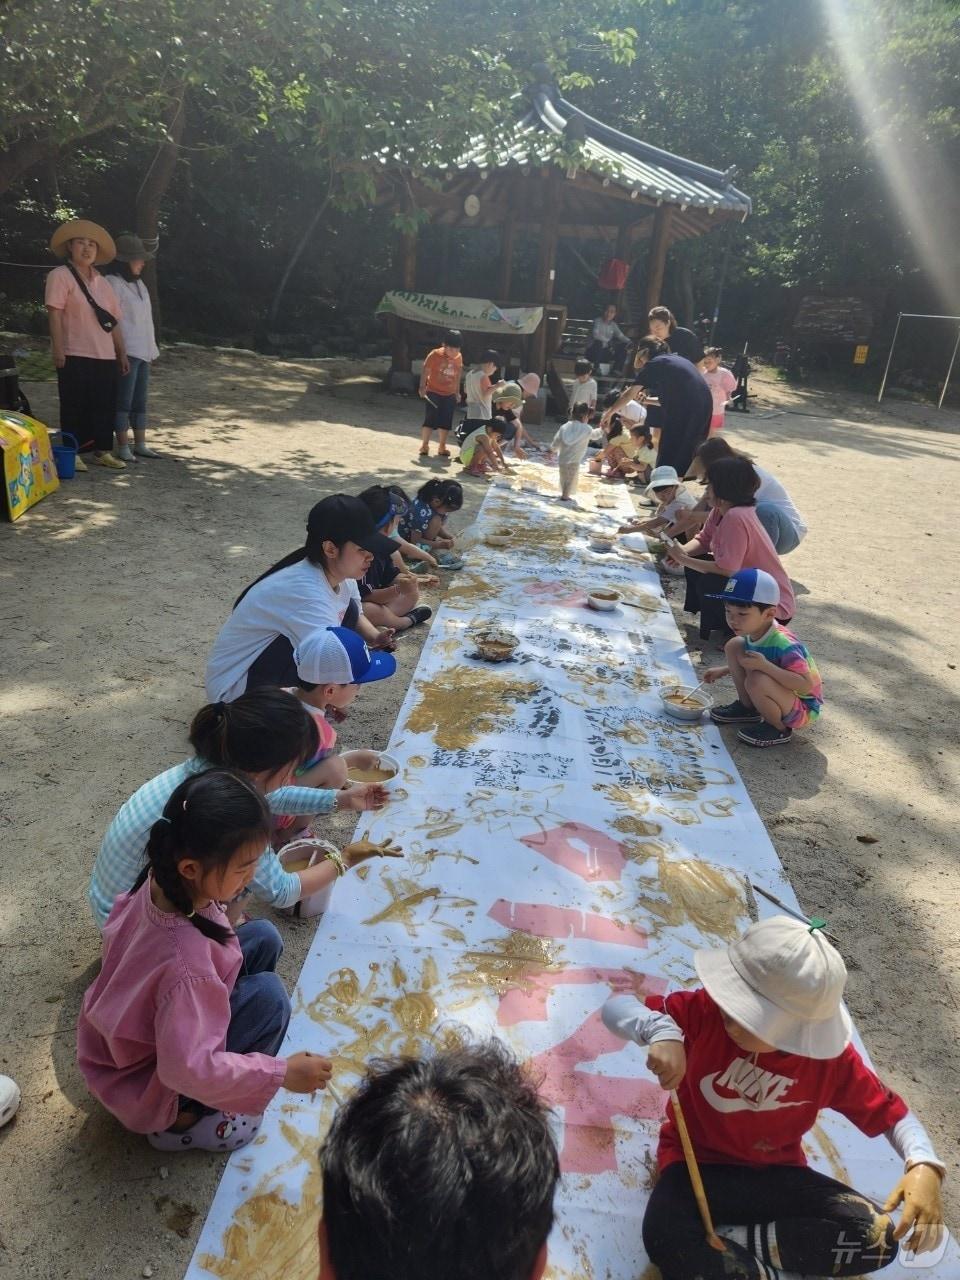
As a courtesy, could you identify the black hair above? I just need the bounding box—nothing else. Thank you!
[416,478,463,511]
[572,403,591,420]
[478,348,501,366]
[357,484,394,525]
[601,388,622,409]
[234,495,356,605]
[321,1041,559,1280]
[694,435,738,470]
[706,454,760,506]
[442,329,462,348]
[634,335,669,361]
[132,769,271,945]
[630,423,654,445]
[703,346,723,360]
[100,260,144,285]
[648,305,677,332]
[574,358,593,376]
[189,688,319,774]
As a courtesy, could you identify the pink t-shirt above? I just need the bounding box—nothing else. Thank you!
[45,264,121,360]
[702,366,737,415]
[699,506,795,620]
[77,879,287,1133]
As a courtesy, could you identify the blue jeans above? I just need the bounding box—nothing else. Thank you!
[115,357,150,431]
[180,919,290,1117]
[755,502,801,555]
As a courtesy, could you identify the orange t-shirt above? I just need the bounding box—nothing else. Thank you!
[421,348,462,397]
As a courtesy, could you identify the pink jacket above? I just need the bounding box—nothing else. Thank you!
[77,879,287,1133]
[699,506,796,620]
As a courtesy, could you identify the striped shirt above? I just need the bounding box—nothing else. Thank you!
[88,757,335,927]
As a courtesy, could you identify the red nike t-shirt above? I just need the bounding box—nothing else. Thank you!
[647,989,907,1170]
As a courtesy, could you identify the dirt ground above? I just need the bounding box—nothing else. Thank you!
[1,348,958,1279]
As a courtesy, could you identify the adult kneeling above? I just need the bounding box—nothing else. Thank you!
[688,436,807,555]
[667,455,795,640]
[206,495,397,702]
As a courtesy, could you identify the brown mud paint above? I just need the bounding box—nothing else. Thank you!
[405,668,539,750]
[346,765,396,784]
[453,930,560,996]
[635,855,748,940]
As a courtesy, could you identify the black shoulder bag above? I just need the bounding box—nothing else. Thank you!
[66,263,118,333]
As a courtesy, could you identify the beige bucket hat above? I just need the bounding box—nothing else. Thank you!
[49,219,116,266]
[695,915,852,1059]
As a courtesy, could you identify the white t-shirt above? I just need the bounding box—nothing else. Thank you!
[105,275,159,362]
[754,465,808,539]
[660,486,698,523]
[570,378,598,410]
[464,368,493,420]
[551,419,594,466]
[205,559,362,702]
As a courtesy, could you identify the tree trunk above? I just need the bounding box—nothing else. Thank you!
[135,93,186,328]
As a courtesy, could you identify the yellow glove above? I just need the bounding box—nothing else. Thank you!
[342,832,404,869]
[884,1163,945,1255]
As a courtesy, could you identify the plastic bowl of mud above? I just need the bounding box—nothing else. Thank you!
[595,497,618,509]
[346,752,401,789]
[471,627,520,662]
[279,843,335,918]
[485,527,515,547]
[586,588,621,612]
[590,530,617,552]
[660,685,713,722]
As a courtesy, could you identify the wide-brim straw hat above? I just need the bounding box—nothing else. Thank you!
[49,220,116,266]
[115,232,157,262]
[694,915,852,1060]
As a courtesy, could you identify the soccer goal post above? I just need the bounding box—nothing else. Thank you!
[877,312,960,408]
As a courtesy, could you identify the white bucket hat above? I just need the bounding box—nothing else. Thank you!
[645,465,681,496]
[619,399,647,424]
[695,916,852,1059]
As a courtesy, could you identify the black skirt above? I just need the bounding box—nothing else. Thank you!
[683,559,732,640]
[57,356,117,452]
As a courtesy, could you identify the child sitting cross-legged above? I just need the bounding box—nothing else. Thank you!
[702,568,822,748]
[603,915,945,1280]
[356,485,436,632]
[276,627,397,840]
[78,770,336,1153]
[459,416,511,477]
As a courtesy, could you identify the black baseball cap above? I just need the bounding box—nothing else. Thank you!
[306,495,396,557]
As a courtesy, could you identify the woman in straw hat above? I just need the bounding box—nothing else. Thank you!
[45,219,129,470]
[102,234,161,461]
[603,916,945,1279]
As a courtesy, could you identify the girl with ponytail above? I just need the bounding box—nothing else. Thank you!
[89,687,391,929]
[78,770,334,1152]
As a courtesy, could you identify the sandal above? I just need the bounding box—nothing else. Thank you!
[147,1110,263,1152]
[418,447,430,457]
[437,448,452,457]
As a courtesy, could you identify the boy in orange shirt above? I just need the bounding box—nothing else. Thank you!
[418,329,463,458]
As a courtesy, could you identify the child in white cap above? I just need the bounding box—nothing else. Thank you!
[603,916,945,1279]
[620,464,699,535]
[702,568,822,748]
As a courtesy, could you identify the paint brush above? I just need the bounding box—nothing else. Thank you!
[749,881,840,945]
[670,1090,725,1252]
[324,1080,345,1107]
[677,677,710,705]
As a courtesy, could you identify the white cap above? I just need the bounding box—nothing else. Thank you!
[645,465,681,495]
[695,916,852,1059]
[619,400,647,424]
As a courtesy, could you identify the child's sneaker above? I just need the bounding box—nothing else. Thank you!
[737,723,793,747]
[710,699,762,724]
[0,1075,21,1127]
[147,1111,262,1152]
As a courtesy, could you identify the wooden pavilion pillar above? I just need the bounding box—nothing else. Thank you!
[390,229,418,373]
[643,204,674,316]
[530,170,561,376]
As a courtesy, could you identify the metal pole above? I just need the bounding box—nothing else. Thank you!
[877,312,902,404]
[938,323,960,410]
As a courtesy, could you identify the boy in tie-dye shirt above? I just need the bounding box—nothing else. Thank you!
[702,567,822,748]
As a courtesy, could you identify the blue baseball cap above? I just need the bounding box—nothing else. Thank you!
[706,568,780,607]
[293,626,397,686]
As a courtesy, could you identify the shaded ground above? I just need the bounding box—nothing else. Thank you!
[0,350,957,1279]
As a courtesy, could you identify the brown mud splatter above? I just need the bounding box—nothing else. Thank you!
[634,855,749,940]
[405,668,539,749]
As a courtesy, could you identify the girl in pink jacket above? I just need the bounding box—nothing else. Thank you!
[77,770,332,1152]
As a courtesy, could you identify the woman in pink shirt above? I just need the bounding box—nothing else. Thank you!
[77,770,333,1152]
[45,219,128,470]
[667,455,795,639]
